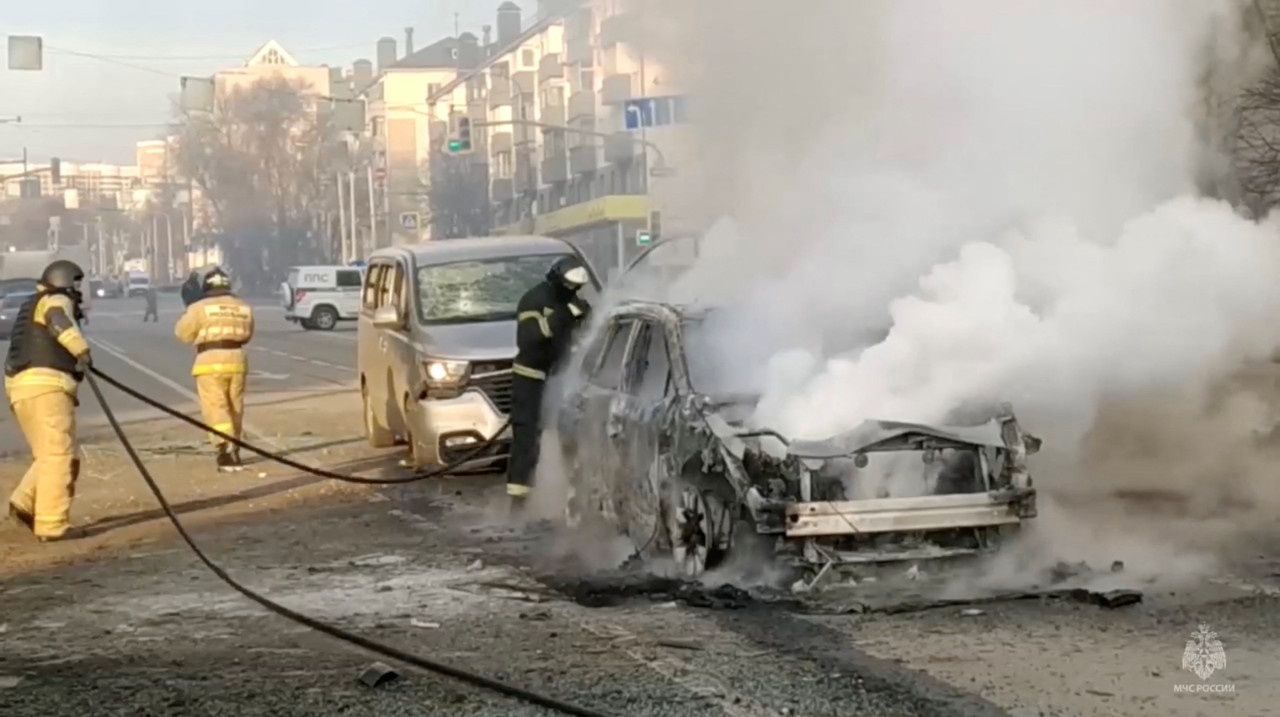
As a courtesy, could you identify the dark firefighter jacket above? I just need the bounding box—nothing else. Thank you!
[4,290,91,403]
[513,280,590,381]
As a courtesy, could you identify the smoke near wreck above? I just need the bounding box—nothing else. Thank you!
[627,0,1280,561]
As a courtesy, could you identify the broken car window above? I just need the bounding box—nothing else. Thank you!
[631,322,671,400]
[416,254,567,325]
[591,319,636,390]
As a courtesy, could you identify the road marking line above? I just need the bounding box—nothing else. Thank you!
[248,346,353,372]
[88,338,283,449]
[308,331,358,342]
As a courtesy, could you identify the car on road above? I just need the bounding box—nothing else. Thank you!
[358,236,600,470]
[126,273,151,298]
[281,265,364,330]
[555,300,1041,579]
[0,278,38,300]
[0,291,34,339]
[89,277,123,300]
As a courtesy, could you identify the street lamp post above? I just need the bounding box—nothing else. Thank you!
[151,213,173,282]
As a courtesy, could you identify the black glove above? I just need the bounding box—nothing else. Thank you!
[75,351,92,374]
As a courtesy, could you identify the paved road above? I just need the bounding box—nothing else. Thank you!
[0,294,360,455]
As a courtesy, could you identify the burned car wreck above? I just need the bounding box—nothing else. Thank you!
[555,301,1040,579]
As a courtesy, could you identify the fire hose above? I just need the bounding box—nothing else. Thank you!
[91,368,508,484]
[84,370,612,717]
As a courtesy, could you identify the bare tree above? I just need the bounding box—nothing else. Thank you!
[173,76,343,288]
[429,153,492,239]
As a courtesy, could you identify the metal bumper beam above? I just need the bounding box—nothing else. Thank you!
[785,493,1023,538]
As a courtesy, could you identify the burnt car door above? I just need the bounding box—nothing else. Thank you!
[608,317,677,545]
[560,316,638,526]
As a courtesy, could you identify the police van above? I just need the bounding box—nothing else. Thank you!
[281,265,364,330]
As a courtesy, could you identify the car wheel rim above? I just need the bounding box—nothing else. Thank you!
[669,488,710,577]
[319,313,335,329]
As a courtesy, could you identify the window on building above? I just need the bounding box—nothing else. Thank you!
[496,150,513,179]
[580,68,595,93]
[654,97,672,127]
[542,86,564,108]
[522,48,536,68]
[672,95,689,123]
[427,82,441,98]
[491,62,509,80]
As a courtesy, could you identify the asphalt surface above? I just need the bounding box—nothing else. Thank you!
[0,294,359,455]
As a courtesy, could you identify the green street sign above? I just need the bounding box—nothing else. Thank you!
[636,230,652,246]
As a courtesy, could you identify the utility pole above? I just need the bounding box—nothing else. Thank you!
[336,171,348,263]
[347,171,357,262]
[367,165,378,251]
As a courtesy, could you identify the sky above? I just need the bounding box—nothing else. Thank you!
[0,0,517,164]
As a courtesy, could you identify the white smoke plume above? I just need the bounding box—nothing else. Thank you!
[623,0,1280,561]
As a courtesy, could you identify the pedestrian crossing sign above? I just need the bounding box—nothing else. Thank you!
[399,212,420,231]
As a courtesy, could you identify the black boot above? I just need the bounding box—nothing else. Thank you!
[8,503,34,531]
[216,445,238,472]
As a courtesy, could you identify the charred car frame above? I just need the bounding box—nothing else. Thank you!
[556,300,1040,579]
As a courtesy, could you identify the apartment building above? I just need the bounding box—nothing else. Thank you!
[409,0,691,279]
[0,160,142,209]
[214,41,332,100]
[365,33,482,245]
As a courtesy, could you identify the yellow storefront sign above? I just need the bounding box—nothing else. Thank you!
[494,195,650,237]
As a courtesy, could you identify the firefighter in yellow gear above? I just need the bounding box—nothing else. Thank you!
[174,266,255,471]
[5,260,92,542]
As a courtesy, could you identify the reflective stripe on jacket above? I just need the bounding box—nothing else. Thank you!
[175,292,255,376]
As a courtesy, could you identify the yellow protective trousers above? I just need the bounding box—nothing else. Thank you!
[196,373,246,447]
[8,391,79,539]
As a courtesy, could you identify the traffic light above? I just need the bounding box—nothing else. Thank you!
[649,210,662,241]
[50,157,61,184]
[447,116,473,154]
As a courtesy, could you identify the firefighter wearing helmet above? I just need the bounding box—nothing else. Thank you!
[5,260,92,541]
[507,255,592,505]
[174,266,255,471]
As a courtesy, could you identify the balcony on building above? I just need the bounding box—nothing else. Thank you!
[565,5,593,41]
[538,54,564,85]
[568,90,596,122]
[542,153,569,184]
[570,144,598,175]
[541,102,566,129]
[514,150,538,193]
[490,77,512,108]
[566,35,592,65]
[429,119,447,144]
[491,131,513,155]
[599,12,637,47]
[515,121,537,145]
[512,71,536,97]
[605,131,637,164]
[492,176,515,202]
[601,73,633,105]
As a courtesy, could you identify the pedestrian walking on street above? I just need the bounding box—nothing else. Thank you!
[5,260,92,542]
[142,286,159,322]
[174,267,255,471]
[507,256,592,509]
